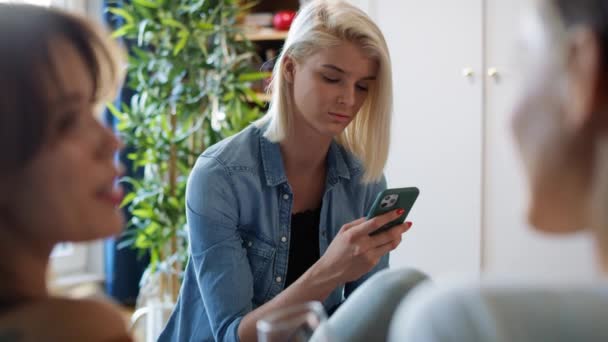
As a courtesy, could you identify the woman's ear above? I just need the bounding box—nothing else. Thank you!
[282,55,296,84]
[565,28,603,131]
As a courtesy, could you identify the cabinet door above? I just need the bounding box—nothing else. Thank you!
[370,0,483,278]
[482,0,601,281]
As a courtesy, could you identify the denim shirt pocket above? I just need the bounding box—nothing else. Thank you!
[238,228,276,306]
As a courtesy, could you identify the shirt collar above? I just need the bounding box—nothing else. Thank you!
[259,130,351,187]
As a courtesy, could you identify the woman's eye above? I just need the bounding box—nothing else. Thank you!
[356,84,369,92]
[322,75,340,83]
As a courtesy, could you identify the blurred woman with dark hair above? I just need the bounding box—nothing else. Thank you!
[0,4,130,341]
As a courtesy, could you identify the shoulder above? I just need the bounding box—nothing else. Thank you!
[0,297,131,341]
[189,125,261,187]
[200,124,261,168]
[389,282,493,342]
[188,128,265,216]
[189,125,258,182]
[391,281,608,342]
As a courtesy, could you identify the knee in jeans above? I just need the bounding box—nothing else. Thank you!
[366,268,429,294]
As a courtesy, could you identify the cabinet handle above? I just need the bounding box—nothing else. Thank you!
[462,68,474,78]
[488,67,499,78]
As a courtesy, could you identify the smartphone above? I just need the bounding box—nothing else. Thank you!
[367,187,419,236]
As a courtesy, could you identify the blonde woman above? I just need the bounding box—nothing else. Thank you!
[0,4,130,341]
[389,0,608,341]
[160,1,418,341]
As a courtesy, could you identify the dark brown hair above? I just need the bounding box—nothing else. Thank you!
[0,4,122,176]
[553,0,608,63]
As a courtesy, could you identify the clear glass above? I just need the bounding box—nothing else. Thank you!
[257,301,333,342]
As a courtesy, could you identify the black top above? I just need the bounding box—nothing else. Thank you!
[284,208,321,288]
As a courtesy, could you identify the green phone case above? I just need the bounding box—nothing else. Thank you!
[367,187,419,236]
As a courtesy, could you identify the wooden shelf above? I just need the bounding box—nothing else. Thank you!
[239,27,288,41]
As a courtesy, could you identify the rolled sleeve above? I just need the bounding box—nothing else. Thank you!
[186,156,254,342]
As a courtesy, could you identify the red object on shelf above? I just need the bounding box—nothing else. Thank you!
[273,10,296,31]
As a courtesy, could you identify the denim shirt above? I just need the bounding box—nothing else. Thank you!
[159,124,388,342]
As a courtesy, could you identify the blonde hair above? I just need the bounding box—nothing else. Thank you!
[254,0,393,183]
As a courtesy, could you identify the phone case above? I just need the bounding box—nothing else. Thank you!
[367,187,419,236]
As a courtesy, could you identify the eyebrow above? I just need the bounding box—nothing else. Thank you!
[321,64,377,81]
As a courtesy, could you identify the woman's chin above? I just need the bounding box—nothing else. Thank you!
[85,211,125,240]
[528,205,585,235]
[323,123,349,137]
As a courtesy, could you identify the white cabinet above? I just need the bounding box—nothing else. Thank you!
[360,0,602,280]
[373,0,484,278]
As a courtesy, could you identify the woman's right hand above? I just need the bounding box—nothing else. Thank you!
[314,209,412,285]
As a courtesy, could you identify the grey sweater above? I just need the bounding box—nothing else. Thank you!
[389,281,608,342]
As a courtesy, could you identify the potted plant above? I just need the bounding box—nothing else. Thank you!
[106,0,268,334]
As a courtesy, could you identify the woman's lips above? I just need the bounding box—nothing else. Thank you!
[329,112,351,122]
[97,183,124,207]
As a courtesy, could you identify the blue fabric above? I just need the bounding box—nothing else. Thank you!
[159,124,388,342]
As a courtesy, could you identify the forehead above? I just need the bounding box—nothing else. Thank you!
[43,37,94,108]
[305,42,378,76]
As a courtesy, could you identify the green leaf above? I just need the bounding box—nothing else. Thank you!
[107,7,135,25]
[238,71,271,82]
[196,22,214,31]
[168,197,180,209]
[132,208,155,219]
[132,46,150,60]
[119,176,142,189]
[111,24,136,38]
[242,87,263,107]
[149,248,159,272]
[135,234,152,249]
[222,92,235,102]
[144,222,160,235]
[173,30,190,56]
[161,18,187,30]
[117,237,136,250]
[106,102,126,121]
[132,0,160,9]
[116,121,130,131]
[137,20,149,47]
[120,192,137,208]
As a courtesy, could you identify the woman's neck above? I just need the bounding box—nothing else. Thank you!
[0,222,51,305]
[280,120,333,175]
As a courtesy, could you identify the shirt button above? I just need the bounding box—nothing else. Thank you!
[275,276,282,283]
[283,194,289,200]
[281,236,287,243]
[247,241,252,247]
